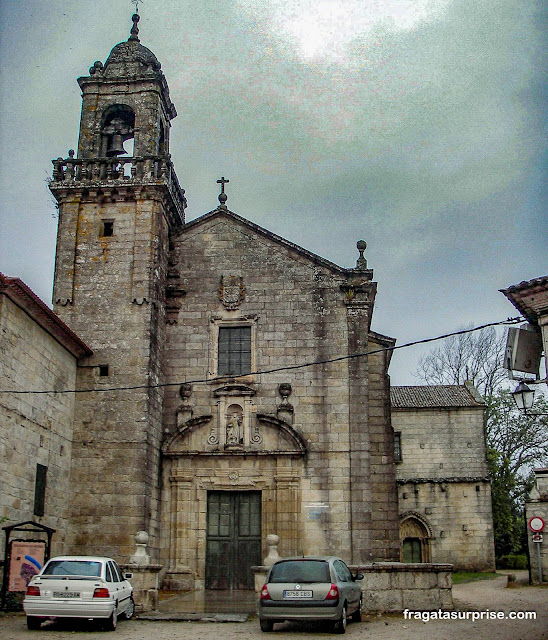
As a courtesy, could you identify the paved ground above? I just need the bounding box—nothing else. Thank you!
[1,572,546,639]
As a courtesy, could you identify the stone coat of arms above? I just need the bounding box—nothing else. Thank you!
[219,275,245,310]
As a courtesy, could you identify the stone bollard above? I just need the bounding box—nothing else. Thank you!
[252,534,282,598]
[130,531,151,566]
[122,531,162,613]
[264,534,281,567]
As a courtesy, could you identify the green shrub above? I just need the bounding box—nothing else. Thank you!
[496,554,527,570]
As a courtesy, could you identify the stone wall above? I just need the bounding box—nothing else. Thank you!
[397,480,495,570]
[0,290,79,557]
[354,562,453,612]
[253,562,453,613]
[52,194,171,562]
[392,402,495,571]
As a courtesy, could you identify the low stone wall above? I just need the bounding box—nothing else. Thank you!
[120,564,163,613]
[253,562,453,613]
[352,562,453,612]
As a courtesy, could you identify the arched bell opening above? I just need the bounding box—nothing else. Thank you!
[100,104,135,157]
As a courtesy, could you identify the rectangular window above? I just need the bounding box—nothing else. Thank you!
[101,220,114,237]
[394,432,402,462]
[33,464,48,517]
[218,326,251,376]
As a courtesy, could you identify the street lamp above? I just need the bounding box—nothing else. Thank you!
[512,380,535,412]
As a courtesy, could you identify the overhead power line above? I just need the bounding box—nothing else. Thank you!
[0,317,523,395]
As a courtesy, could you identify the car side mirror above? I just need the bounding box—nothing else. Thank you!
[124,572,133,580]
[353,573,364,581]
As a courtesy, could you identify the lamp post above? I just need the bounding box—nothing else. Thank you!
[512,381,536,412]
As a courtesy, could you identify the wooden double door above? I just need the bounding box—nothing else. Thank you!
[206,491,262,590]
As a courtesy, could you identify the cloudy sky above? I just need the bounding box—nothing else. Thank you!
[0,0,545,384]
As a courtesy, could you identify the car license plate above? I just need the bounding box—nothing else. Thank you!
[283,590,313,598]
[53,591,80,598]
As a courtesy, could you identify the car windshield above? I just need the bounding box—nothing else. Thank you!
[42,560,102,577]
[269,560,330,583]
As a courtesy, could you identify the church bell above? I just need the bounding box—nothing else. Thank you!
[106,134,126,157]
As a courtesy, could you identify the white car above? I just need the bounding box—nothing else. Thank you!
[23,556,134,631]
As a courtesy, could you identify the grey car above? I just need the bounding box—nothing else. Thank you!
[258,556,363,633]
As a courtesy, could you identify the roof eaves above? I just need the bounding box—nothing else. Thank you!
[0,274,93,359]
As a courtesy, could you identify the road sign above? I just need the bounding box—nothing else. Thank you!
[528,517,545,532]
[532,533,543,543]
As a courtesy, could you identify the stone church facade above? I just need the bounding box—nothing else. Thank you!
[1,15,494,588]
[47,14,401,591]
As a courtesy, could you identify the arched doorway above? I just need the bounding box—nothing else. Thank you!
[400,513,432,563]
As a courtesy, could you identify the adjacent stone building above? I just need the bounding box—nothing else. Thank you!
[0,274,91,558]
[391,384,495,571]
[0,14,496,590]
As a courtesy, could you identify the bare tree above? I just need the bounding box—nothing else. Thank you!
[487,390,548,482]
[414,324,508,399]
[415,325,547,557]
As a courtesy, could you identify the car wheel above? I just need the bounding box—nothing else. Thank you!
[26,616,42,630]
[351,595,362,622]
[260,618,274,632]
[333,604,347,634]
[103,608,117,631]
[123,596,135,620]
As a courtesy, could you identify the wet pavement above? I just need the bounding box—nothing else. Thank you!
[139,589,257,621]
[1,575,546,639]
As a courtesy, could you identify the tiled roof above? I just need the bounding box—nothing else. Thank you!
[0,273,92,359]
[500,275,548,323]
[502,275,548,293]
[390,385,484,409]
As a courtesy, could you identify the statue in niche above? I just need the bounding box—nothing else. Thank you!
[225,408,243,447]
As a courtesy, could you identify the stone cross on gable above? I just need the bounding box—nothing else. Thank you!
[217,176,229,193]
[217,177,229,207]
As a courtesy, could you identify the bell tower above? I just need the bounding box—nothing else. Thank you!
[77,13,174,160]
[50,14,186,560]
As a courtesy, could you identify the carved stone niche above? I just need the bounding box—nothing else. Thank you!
[213,384,256,449]
[225,404,244,449]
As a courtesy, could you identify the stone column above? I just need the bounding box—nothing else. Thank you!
[274,468,300,557]
[164,471,194,590]
[342,241,399,563]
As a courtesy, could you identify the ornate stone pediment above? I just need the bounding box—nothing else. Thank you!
[162,412,306,457]
[162,415,213,454]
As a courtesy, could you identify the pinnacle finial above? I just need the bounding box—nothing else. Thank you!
[129,12,140,41]
[356,240,367,270]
